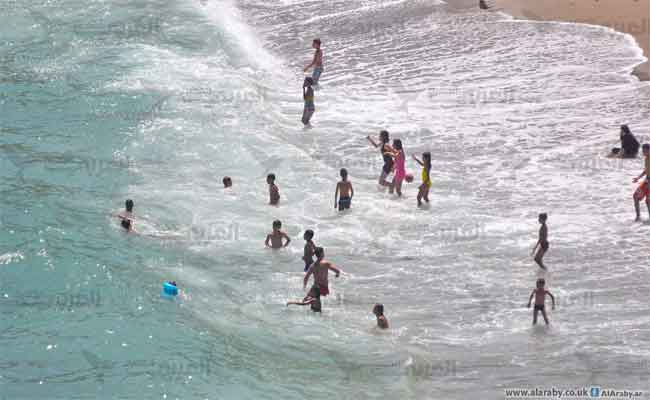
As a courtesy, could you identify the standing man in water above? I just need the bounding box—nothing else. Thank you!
[304,38,323,85]
[633,144,650,221]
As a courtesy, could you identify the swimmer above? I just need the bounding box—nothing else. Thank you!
[373,304,389,329]
[287,286,321,313]
[412,152,432,207]
[610,125,640,159]
[120,218,134,232]
[367,130,394,187]
[303,247,341,299]
[633,144,650,221]
[334,168,354,211]
[267,173,280,205]
[265,220,291,249]
[302,77,315,126]
[531,213,549,270]
[303,38,323,85]
[223,176,232,188]
[302,229,316,271]
[527,278,555,325]
[479,0,490,10]
[388,139,406,196]
[112,199,135,220]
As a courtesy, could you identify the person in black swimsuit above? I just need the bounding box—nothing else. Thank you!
[366,130,394,187]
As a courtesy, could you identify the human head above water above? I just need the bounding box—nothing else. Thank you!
[340,168,348,180]
[373,304,384,316]
[314,246,324,259]
[620,125,631,136]
[304,229,314,240]
[380,130,390,144]
[539,213,547,223]
[125,199,134,212]
[267,173,276,184]
[536,278,545,288]
[312,38,321,49]
[223,176,232,188]
[121,218,132,231]
[422,151,431,165]
[273,219,282,230]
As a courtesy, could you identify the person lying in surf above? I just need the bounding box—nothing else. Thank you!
[334,168,354,211]
[265,220,291,249]
[527,278,555,325]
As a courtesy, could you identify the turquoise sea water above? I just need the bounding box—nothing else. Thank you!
[2,0,650,399]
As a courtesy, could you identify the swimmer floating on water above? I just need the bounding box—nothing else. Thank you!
[531,213,549,270]
[527,278,555,325]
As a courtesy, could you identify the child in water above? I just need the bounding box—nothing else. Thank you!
[334,168,354,211]
[265,220,291,249]
[388,139,406,196]
[267,173,280,205]
[373,304,389,329]
[412,152,432,207]
[532,213,549,270]
[302,77,315,126]
[223,176,232,188]
[302,229,316,271]
[527,278,555,325]
[367,130,394,187]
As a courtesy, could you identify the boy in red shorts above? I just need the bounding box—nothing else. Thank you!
[303,247,341,299]
[633,144,650,221]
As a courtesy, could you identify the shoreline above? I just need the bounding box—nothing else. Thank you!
[448,0,649,81]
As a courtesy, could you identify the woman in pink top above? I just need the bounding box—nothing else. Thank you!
[389,139,406,196]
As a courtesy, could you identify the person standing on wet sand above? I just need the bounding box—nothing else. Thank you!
[304,38,323,85]
[532,213,549,270]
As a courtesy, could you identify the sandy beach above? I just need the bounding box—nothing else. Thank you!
[493,0,650,80]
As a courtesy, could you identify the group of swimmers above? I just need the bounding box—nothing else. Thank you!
[111,37,650,329]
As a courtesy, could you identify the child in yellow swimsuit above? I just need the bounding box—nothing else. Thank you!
[412,152,431,207]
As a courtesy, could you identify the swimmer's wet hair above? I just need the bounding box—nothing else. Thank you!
[621,125,631,135]
[643,143,650,151]
[340,168,348,177]
[393,139,402,150]
[313,38,321,45]
[304,229,314,239]
[380,130,390,143]
[223,176,231,185]
[374,304,384,315]
[121,219,132,230]
[125,199,134,212]
[273,220,282,228]
[539,213,548,221]
[267,173,276,182]
[314,246,324,258]
[537,278,545,285]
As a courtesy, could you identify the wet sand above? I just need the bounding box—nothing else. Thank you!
[494,0,650,80]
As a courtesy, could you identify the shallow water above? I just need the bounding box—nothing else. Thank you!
[1,0,650,399]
